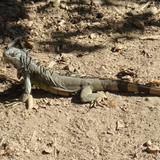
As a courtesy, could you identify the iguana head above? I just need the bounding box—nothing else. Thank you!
[3,47,26,69]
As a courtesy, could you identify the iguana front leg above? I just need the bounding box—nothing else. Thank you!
[21,73,33,109]
[80,86,106,103]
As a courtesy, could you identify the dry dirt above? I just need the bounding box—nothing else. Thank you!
[0,0,160,159]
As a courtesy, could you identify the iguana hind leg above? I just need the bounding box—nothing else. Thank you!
[80,85,106,103]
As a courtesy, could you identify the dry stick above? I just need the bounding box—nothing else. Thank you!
[5,102,22,107]
[139,1,151,11]
[7,36,23,48]
[113,6,124,16]
[112,34,160,41]
[139,35,160,40]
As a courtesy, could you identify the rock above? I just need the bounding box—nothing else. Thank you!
[48,61,56,68]
[132,19,144,30]
[116,120,124,130]
[58,20,65,26]
[144,140,160,154]
[42,147,53,154]
[25,148,30,153]
[96,12,104,19]
[116,68,137,79]
[121,75,133,82]
[49,0,61,7]
[60,3,68,10]
[89,33,96,39]
[145,140,152,147]
[109,99,117,108]
[146,145,160,154]
[63,65,75,72]
[111,43,126,53]
[28,21,34,27]
[0,149,5,156]
[146,6,159,15]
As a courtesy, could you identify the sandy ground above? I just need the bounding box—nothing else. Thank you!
[0,0,160,159]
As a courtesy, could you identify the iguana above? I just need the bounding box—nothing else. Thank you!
[3,47,160,108]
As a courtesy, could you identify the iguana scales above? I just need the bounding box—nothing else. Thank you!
[3,47,160,108]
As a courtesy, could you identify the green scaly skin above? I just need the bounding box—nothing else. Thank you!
[3,47,160,108]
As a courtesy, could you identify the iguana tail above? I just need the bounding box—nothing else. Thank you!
[101,79,160,96]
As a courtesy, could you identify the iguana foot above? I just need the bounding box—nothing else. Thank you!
[89,92,107,108]
[80,86,107,103]
[21,93,33,109]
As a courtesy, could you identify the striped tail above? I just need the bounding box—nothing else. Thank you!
[103,79,160,96]
[119,81,160,96]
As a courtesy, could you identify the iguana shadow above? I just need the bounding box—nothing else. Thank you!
[0,75,22,104]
